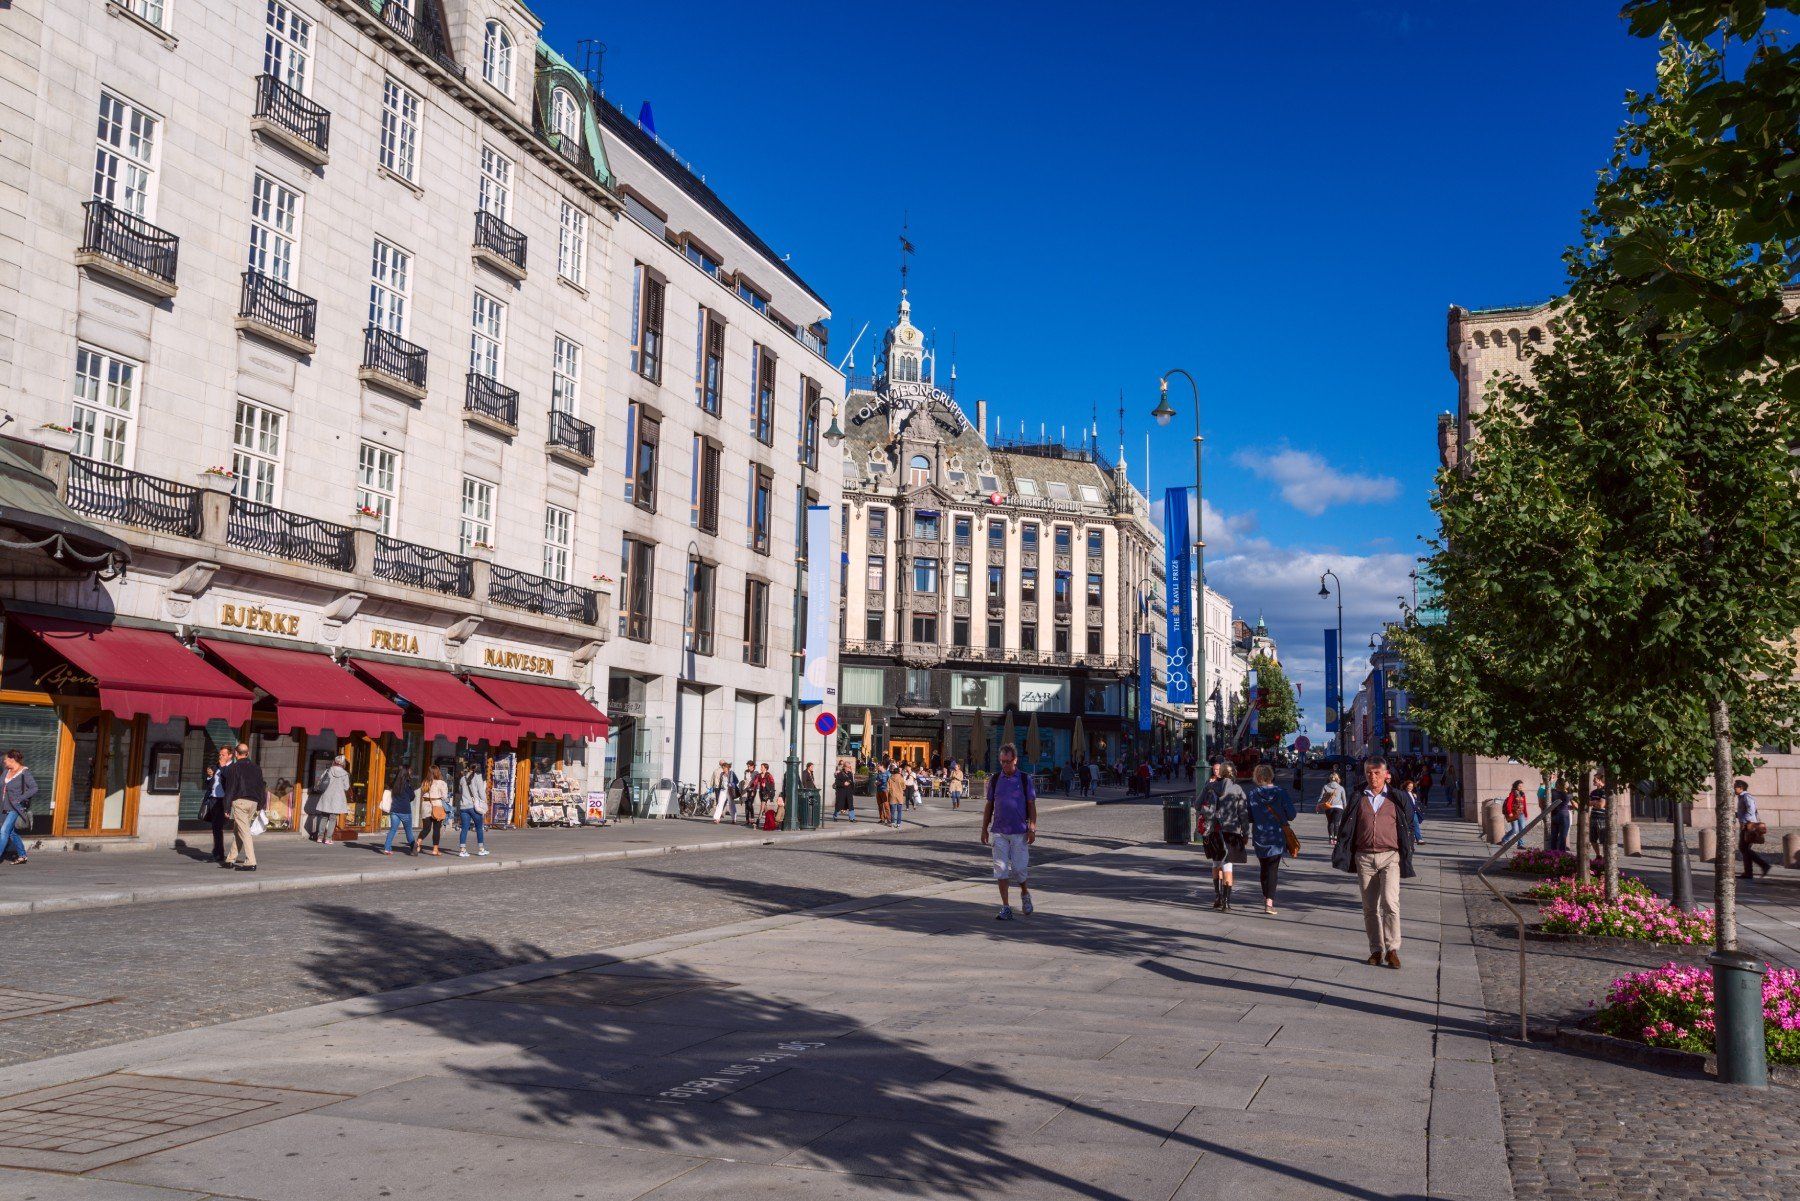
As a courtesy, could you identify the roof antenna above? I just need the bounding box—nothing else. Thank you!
[576,40,606,93]
[898,211,914,297]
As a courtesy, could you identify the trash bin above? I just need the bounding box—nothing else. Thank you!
[1162,799,1192,845]
[797,786,823,830]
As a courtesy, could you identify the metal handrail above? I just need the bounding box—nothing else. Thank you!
[239,270,317,343]
[474,209,527,271]
[362,326,427,390]
[81,201,178,284]
[1476,809,1549,1042]
[464,372,519,427]
[254,73,330,152]
[489,564,597,624]
[226,496,355,571]
[373,535,473,598]
[548,409,594,458]
[66,456,203,536]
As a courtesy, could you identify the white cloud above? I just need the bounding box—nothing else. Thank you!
[1232,447,1401,517]
[1148,494,1267,556]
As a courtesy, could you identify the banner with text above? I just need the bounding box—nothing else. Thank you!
[1163,486,1195,705]
[800,504,834,705]
[1137,632,1153,732]
[1324,628,1340,734]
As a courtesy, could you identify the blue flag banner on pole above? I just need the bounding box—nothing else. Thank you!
[1324,628,1340,734]
[1163,487,1194,705]
[1137,632,1153,732]
[1371,666,1387,749]
[1246,666,1260,740]
[800,505,833,705]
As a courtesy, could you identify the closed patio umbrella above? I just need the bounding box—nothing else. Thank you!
[969,708,987,772]
[861,708,874,760]
[1001,709,1017,759]
[939,720,954,770]
[1072,715,1087,765]
[1025,710,1041,769]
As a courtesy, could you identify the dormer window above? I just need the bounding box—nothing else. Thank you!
[551,87,580,144]
[482,22,513,96]
[908,455,931,486]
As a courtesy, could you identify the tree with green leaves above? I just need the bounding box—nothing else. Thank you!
[1406,36,1800,939]
[1244,654,1300,750]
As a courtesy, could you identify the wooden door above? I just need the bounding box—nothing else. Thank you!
[57,708,139,837]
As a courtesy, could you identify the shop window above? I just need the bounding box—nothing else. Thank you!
[0,703,61,835]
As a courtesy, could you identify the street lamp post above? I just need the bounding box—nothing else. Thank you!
[1135,581,1152,768]
[1152,369,1204,825]
[1318,570,1344,772]
[782,402,844,831]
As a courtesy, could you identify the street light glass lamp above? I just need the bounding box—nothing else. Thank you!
[1150,381,1176,427]
[822,401,845,447]
[1317,580,1331,599]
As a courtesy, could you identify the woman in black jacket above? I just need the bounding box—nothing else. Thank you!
[833,762,856,821]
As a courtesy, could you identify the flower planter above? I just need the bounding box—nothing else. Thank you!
[33,426,78,455]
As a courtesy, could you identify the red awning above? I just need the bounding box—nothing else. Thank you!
[14,614,253,727]
[199,639,404,738]
[349,658,518,744]
[466,675,609,741]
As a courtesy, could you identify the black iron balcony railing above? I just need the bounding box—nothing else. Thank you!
[373,535,474,598]
[253,73,330,154]
[489,564,598,624]
[465,373,519,428]
[66,456,203,537]
[362,326,427,391]
[372,0,460,74]
[238,270,317,345]
[473,210,526,272]
[547,409,594,459]
[81,200,178,286]
[227,497,355,572]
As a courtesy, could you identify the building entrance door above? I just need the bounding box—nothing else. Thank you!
[890,740,931,767]
[59,708,137,836]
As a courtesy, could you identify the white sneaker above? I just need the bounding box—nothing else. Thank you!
[458,849,469,858]
[476,848,490,857]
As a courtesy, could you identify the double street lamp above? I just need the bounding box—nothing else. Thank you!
[1151,369,1205,822]
[782,401,845,831]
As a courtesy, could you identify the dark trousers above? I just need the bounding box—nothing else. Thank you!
[1741,835,1772,878]
[1325,809,1342,840]
[417,815,444,849]
[1550,811,1570,852]
[1258,855,1281,902]
[208,803,228,862]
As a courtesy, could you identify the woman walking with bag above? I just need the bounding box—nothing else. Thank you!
[1247,763,1298,916]
[0,748,37,866]
[1503,780,1529,843]
[1199,761,1249,911]
[455,759,490,858]
[380,765,417,856]
[833,761,856,821]
[312,754,351,845]
[948,761,966,811]
[1316,770,1347,840]
[416,765,449,855]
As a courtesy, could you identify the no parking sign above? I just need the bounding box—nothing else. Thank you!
[815,712,837,736]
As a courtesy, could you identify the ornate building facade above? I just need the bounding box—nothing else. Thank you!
[837,291,1162,771]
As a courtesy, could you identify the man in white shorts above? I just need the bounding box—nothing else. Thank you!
[981,743,1038,921]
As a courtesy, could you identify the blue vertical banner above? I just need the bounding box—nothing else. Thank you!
[1324,629,1340,734]
[1371,665,1388,749]
[1246,665,1260,741]
[1162,486,1194,705]
[800,505,833,705]
[1137,632,1153,732]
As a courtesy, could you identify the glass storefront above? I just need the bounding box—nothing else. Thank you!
[0,701,63,838]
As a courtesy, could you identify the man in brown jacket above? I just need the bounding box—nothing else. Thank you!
[1330,756,1416,969]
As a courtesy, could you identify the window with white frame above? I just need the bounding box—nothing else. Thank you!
[231,399,284,504]
[368,240,411,335]
[542,504,573,582]
[469,291,504,379]
[70,345,138,466]
[119,0,168,31]
[551,87,579,143]
[459,476,494,552]
[263,2,312,93]
[246,173,301,284]
[93,92,158,218]
[481,21,513,96]
[356,442,399,534]
[557,200,586,285]
[477,144,511,222]
[379,77,420,182]
[551,336,580,415]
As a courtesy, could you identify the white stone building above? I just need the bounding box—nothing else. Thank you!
[0,0,833,847]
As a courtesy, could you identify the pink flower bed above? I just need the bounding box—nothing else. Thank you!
[1538,892,1715,944]
[1594,962,1800,1065]
[1524,877,1652,903]
[1507,848,1607,877]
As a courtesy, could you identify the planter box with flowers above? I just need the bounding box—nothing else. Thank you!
[33,422,79,455]
[1537,892,1715,945]
[1591,961,1800,1067]
[197,465,239,493]
[1506,848,1607,877]
[1523,876,1652,903]
[353,505,385,532]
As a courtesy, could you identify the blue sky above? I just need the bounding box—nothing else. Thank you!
[536,1,1663,739]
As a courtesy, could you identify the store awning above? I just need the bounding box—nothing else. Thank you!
[348,658,518,744]
[0,441,131,578]
[13,614,252,726]
[199,639,405,738]
[466,675,609,741]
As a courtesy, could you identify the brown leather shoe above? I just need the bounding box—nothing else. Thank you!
[1366,953,1383,966]
[1384,951,1402,969]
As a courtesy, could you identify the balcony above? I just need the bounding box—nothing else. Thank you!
[77,201,178,298]
[489,565,598,625]
[235,270,317,354]
[251,73,330,165]
[373,535,473,598]
[66,457,203,537]
[473,209,527,281]
[546,409,595,468]
[371,0,460,75]
[897,692,940,717]
[464,373,519,436]
[227,497,355,572]
[359,326,428,400]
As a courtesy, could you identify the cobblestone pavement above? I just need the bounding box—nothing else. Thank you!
[0,800,1148,1069]
[1465,865,1799,1200]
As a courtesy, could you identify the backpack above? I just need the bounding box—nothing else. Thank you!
[760,807,779,831]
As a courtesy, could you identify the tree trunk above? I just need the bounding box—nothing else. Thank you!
[1575,768,1593,885]
[1709,695,1738,952]
[1603,770,1621,902]
[1541,769,1553,849]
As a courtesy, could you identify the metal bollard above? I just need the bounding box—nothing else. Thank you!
[1699,827,1717,864]
[1708,951,1769,1087]
[1784,832,1799,870]
[1482,800,1506,845]
[1623,822,1642,856]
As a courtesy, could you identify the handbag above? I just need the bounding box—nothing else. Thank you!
[1283,823,1302,857]
[1746,821,1768,846]
[378,790,393,815]
[249,811,267,837]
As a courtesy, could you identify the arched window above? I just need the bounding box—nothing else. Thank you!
[1472,330,1487,349]
[481,22,513,95]
[908,455,931,485]
[896,351,920,383]
[551,87,580,144]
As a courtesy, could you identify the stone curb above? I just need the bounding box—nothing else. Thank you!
[0,800,1095,919]
[1549,1024,1800,1085]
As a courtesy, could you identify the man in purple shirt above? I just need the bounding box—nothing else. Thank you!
[981,743,1038,921]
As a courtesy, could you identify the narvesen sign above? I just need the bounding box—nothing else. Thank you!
[482,647,555,676]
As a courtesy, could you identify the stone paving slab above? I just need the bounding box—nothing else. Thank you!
[0,810,1511,1201]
